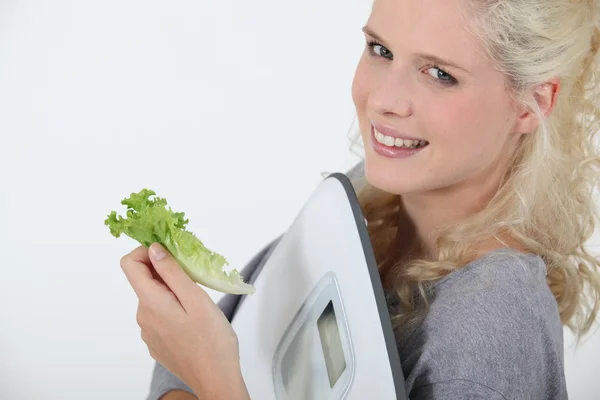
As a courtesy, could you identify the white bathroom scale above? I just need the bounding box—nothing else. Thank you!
[230,172,408,400]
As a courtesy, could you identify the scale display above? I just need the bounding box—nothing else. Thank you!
[273,272,354,400]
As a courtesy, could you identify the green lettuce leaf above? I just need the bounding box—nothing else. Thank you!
[105,189,255,295]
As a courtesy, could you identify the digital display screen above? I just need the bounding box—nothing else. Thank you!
[317,300,347,387]
[273,273,354,400]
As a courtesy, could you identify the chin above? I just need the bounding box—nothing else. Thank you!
[363,155,424,195]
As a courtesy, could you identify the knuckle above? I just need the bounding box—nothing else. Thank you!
[119,254,131,271]
[136,307,148,327]
[136,303,156,329]
[163,267,176,280]
[136,312,144,327]
[120,246,147,270]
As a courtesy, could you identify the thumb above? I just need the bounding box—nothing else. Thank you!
[149,242,201,309]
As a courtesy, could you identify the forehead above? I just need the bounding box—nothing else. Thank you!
[367,0,488,71]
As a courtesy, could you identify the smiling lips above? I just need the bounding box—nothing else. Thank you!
[370,123,429,158]
[371,122,429,148]
[374,128,429,148]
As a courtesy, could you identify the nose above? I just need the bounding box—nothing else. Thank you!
[367,69,414,118]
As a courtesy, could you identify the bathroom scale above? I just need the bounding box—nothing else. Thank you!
[229,172,408,400]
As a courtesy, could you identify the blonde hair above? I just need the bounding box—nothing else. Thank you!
[351,0,600,338]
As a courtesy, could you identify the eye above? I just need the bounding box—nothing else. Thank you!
[367,40,393,60]
[425,66,456,84]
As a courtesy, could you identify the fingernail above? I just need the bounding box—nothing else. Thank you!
[150,243,167,261]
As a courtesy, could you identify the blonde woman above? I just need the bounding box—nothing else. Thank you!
[120,0,600,398]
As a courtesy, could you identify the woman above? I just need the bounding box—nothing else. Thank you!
[120,0,600,398]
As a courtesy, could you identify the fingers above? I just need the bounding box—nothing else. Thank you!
[120,245,172,305]
[148,242,210,311]
[123,245,151,264]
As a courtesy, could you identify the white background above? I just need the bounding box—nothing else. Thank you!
[1,1,598,399]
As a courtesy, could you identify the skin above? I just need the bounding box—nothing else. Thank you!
[120,0,559,397]
[120,243,250,400]
[352,0,559,253]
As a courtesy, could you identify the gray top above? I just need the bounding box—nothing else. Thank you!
[395,248,566,399]
[146,162,567,400]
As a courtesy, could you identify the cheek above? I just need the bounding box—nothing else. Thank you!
[351,58,369,110]
[425,92,511,152]
[351,57,375,138]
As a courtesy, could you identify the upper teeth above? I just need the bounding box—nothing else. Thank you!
[374,129,427,148]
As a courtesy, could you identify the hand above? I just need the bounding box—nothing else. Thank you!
[120,243,250,400]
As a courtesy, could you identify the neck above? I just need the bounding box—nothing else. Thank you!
[400,157,513,255]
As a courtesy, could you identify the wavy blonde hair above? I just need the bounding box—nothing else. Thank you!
[350,0,600,338]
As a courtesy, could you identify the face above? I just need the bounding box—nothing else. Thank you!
[351,0,526,198]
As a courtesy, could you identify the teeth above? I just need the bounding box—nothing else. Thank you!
[374,129,428,149]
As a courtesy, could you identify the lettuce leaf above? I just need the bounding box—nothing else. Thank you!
[105,189,255,295]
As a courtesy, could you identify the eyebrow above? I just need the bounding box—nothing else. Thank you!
[361,25,470,74]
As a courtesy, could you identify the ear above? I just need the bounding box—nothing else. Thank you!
[513,77,560,134]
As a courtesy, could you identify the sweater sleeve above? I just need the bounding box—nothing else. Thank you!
[146,362,195,400]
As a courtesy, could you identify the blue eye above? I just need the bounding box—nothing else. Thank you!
[367,40,393,60]
[427,66,455,82]
[365,38,459,86]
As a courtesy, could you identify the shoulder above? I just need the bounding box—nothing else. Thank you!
[399,250,567,398]
[427,249,563,352]
[431,249,557,322]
